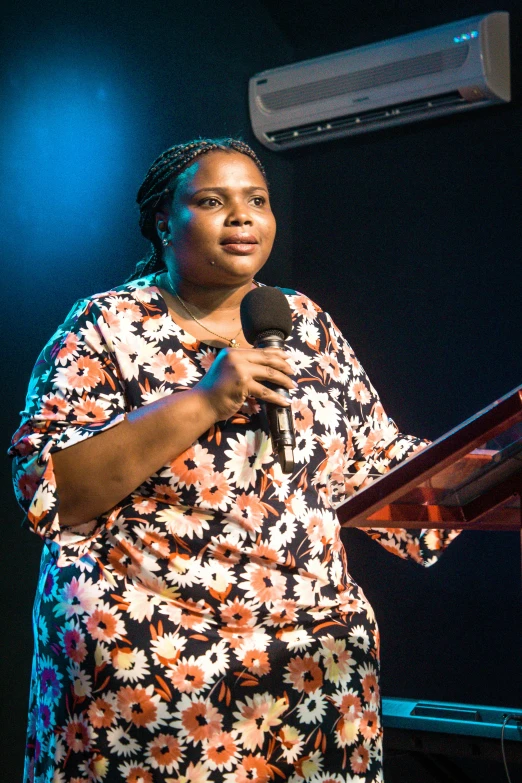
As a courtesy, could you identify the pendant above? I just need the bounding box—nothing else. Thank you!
[229,339,240,348]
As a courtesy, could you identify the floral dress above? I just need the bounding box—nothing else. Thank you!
[10,276,459,783]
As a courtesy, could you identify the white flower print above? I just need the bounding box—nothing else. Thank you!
[348,378,372,405]
[278,625,314,652]
[267,461,293,502]
[200,640,230,679]
[195,346,218,371]
[141,383,174,405]
[232,692,288,751]
[318,351,342,381]
[297,691,328,724]
[141,313,179,341]
[112,648,151,683]
[79,318,109,355]
[121,582,166,623]
[107,726,141,757]
[268,510,297,549]
[277,724,305,763]
[155,506,212,540]
[293,558,330,606]
[302,384,341,432]
[107,295,144,323]
[163,443,215,488]
[30,484,56,521]
[284,346,314,374]
[150,632,187,668]
[319,635,356,684]
[199,560,237,595]
[197,470,232,511]
[166,554,203,588]
[348,625,371,654]
[66,662,93,698]
[286,487,308,519]
[293,428,317,464]
[297,320,321,346]
[304,508,337,557]
[53,574,104,620]
[114,331,159,381]
[223,430,273,490]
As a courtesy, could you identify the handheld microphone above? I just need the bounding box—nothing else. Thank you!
[240,286,295,473]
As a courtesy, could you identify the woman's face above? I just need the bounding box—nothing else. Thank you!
[160,150,276,288]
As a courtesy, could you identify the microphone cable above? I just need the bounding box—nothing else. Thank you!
[501,713,522,783]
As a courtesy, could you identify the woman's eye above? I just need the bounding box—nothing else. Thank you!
[199,197,221,207]
[251,196,266,206]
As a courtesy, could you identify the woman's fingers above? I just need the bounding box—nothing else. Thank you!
[249,380,291,407]
[194,346,295,420]
[249,364,295,392]
[239,348,293,375]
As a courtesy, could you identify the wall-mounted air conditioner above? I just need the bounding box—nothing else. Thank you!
[249,12,510,150]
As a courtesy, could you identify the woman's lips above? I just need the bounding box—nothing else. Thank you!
[221,243,258,255]
[221,235,259,255]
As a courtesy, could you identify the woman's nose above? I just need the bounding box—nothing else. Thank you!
[225,203,253,226]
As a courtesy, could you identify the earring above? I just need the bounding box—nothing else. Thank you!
[162,238,170,247]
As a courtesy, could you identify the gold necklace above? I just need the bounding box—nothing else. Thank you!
[156,272,261,347]
[174,292,243,348]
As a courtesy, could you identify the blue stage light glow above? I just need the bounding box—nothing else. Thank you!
[4,57,130,262]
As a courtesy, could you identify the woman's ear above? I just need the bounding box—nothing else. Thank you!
[155,212,172,248]
[155,213,172,248]
[155,213,169,235]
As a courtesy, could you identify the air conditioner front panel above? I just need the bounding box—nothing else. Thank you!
[253,70,488,133]
[252,16,488,100]
[249,12,510,149]
[256,44,474,114]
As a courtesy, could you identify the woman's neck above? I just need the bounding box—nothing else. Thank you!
[154,270,258,349]
[160,271,257,320]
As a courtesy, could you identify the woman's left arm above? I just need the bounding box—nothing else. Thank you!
[320,310,460,567]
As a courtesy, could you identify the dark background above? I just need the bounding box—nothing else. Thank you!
[2,0,520,779]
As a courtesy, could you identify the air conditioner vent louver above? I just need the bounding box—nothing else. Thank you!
[260,46,469,112]
[266,92,470,144]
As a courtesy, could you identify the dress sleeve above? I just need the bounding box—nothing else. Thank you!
[9,297,127,566]
[320,311,460,567]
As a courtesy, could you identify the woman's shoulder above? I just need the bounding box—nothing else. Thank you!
[281,287,348,352]
[59,275,160,321]
[86,274,159,307]
[282,287,339,329]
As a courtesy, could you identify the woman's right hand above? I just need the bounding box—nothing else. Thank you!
[195,347,295,422]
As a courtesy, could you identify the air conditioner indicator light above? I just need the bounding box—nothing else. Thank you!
[454,30,479,43]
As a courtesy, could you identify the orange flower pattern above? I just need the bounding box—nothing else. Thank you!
[10,277,459,782]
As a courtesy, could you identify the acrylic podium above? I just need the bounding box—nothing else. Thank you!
[337,383,522,541]
[337,384,522,780]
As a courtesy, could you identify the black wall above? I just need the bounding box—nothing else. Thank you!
[2,0,521,778]
[265,0,522,717]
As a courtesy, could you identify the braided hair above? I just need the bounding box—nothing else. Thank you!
[128,137,267,282]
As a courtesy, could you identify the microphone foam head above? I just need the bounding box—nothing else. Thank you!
[240,286,293,345]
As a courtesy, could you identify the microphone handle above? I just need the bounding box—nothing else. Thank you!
[255,333,295,474]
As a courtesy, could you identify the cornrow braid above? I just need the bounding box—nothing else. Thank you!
[127,137,267,283]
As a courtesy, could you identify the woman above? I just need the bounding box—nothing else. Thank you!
[11,138,458,783]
